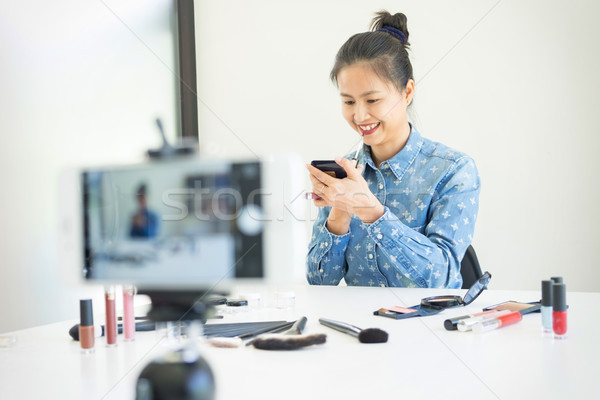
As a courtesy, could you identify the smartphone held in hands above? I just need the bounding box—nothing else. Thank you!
[311,160,347,179]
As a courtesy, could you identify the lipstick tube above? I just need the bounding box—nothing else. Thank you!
[552,283,567,339]
[105,285,117,346]
[541,280,553,333]
[472,311,522,333]
[79,299,95,353]
[122,284,136,341]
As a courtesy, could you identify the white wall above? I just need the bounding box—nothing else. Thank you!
[0,0,178,333]
[194,0,600,292]
[2,0,599,333]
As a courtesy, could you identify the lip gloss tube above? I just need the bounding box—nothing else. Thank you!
[552,283,567,339]
[122,284,135,341]
[472,311,522,333]
[541,280,553,333]
[444,309,506,331]
[105,285,117,347]
[79,299,95,353]
[456,309,512,332]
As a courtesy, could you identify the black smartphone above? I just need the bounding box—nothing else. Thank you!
[310,160,347,179]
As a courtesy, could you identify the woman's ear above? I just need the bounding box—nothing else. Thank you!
[404,79,415,106]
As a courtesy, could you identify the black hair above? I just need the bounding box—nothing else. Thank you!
[136,183,147,197]
[330,11,413,93]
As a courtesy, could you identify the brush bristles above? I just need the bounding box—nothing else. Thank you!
[251,333,327,350]
[358,328,388,343]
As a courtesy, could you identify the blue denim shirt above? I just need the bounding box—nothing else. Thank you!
[306,125,480,288]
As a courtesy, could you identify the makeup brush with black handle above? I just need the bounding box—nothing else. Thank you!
[251,316,327,350]
[319,317,388,343]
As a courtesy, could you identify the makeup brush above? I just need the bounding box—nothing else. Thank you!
[250,316,327,350]
[318,317,388,343]
[205,321,295,348]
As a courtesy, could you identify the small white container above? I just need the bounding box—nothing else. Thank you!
[274,291,296,309]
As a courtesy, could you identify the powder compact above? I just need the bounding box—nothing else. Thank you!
[374,271,492,320]
[420,271,492,310]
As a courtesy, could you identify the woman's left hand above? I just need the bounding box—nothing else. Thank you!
[306,157,384,223]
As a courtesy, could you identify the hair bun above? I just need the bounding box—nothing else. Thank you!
[371,10,410,46]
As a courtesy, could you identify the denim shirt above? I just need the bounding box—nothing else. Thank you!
[306,125,480,288]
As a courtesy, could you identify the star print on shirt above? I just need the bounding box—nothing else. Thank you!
[306,125,480,289]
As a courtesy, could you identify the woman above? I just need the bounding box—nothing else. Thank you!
[306,11,480,288]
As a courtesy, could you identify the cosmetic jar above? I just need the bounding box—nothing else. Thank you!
[274,291,296,309]
[226,299,248,314]
[239,293,261,310]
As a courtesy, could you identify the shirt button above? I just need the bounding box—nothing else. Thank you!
[368,254,374,259]
[378,183,384,190]
[323,242,328,246]
[377,234,383,240]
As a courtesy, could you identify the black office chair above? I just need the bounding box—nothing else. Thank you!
[460,245,483,289]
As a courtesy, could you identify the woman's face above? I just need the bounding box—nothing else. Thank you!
[337,63,413,152]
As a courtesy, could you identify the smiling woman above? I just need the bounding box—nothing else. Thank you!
[306,11,480,289]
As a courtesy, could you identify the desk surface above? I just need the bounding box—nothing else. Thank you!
[1,285,598,400]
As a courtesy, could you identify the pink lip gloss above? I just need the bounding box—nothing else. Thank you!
[104,285,117,346]
[552,283,567,339]
[123,284,135,341]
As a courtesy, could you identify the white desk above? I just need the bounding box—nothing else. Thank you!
[1,285,598,399]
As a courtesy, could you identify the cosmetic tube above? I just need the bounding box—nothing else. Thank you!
[552,283,567,339]
[445,309,508,331]
[551,276,563,284]
[472,311,522,333]
[79,299,95,353]
[105,286,117,346]
[123,284,135,341]
[541,280,553,333]
[456,309,512,332]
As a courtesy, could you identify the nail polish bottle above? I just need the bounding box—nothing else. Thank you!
[552,283,567,339]
[79,299,95,353]
[541,280,553,333]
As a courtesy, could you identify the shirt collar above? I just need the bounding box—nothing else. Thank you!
[357,124,423,179]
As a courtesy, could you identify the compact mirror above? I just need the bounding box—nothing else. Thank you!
[420,271,492,310]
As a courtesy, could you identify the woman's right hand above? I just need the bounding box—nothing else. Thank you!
[306,157,383,234]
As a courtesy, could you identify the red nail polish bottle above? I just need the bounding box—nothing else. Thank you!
[552,283,567,339]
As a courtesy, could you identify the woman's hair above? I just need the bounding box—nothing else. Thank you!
[330,11,413,93]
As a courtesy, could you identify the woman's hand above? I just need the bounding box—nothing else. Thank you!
[306,157,384,225]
